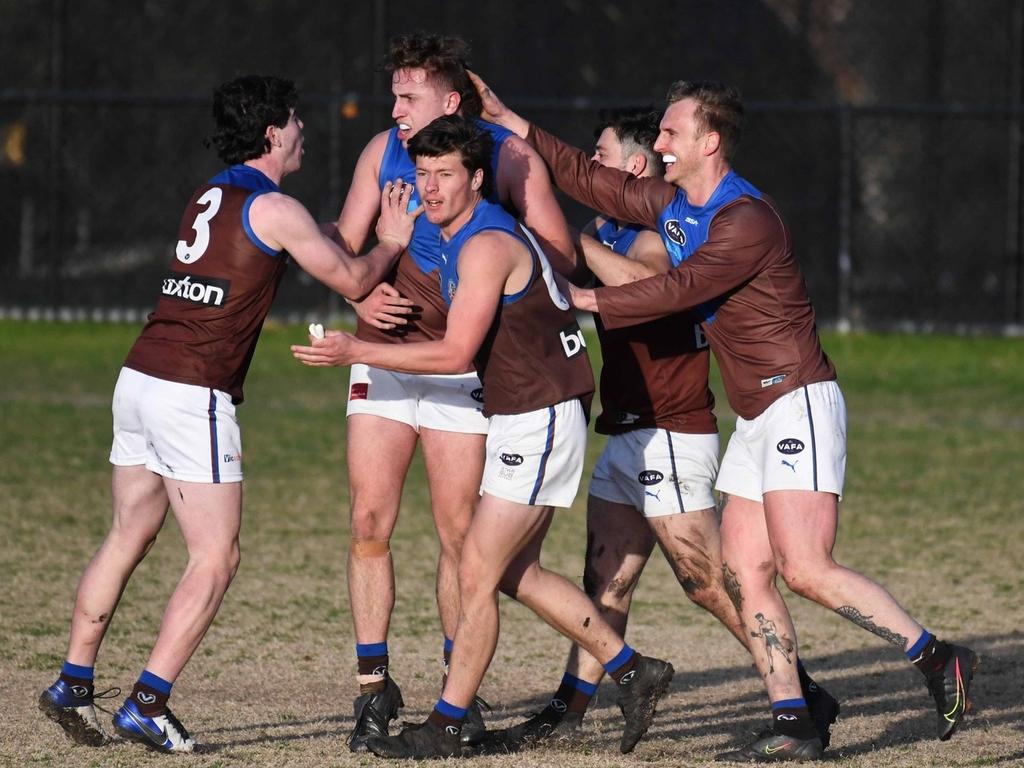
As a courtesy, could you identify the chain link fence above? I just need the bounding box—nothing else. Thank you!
[1,0,1021,331]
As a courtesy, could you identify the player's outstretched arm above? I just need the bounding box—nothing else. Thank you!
[470,70,670,231]
[250,181,419,299]
[292,232,511,374]
[590,200,781,328]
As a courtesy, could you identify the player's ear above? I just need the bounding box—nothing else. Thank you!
[470,168,483,191]
[703,130,721,157]
[265,124,277,149]
[628,152,647,177]
[443,90,461,116]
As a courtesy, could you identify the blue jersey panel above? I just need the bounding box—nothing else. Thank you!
[438,201,527,307]
[210,165,282,257]
[595,218,643,256]
[655,170,762,323]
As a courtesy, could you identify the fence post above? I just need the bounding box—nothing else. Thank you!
[1008,0,1024,325]
[836,103,853,333]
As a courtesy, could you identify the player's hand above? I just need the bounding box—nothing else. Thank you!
[467,71,530,139]
[291,329,357,367]
[567,283,598,313]
[349,282,415,330]
[375,179,422,250]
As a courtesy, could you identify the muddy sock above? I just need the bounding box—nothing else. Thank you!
[357,641,389,694]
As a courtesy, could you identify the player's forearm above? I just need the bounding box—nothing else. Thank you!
[352,337,474,375]
[341,240,404,297]
[581,234,660,287]
[594,268,704,328]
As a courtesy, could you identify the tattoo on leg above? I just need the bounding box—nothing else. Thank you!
[750,612,794,674]
[722,563,743,613]
[835,605,908,648]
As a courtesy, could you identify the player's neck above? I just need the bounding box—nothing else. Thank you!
[440,195,483,240]
[679,163,730,208]
[245,156,285,186]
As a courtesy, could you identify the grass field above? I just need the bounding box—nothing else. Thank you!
[1,320,1021,767]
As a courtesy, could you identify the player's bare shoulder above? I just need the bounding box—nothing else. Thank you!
[463,228,528,264]
[247,191,309,251]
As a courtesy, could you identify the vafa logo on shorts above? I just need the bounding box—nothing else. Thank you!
[638,470,664,486]
[500,453,524,466]
[776,438,804,455]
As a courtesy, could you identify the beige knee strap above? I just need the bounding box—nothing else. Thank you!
[351,538,391,558]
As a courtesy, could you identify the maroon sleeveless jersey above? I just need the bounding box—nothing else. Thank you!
[439,200,594,418]
[124,165,287,404]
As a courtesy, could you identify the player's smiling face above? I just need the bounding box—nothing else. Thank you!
[654,98,706,186]
[415,152,483,232]
[391,68,459,146]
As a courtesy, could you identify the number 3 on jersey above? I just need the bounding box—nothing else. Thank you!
[176,187,223,264]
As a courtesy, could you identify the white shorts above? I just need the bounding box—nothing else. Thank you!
[481,399,587,508]
[589,428,720,517]
[345,364,488,434]
[109,367,243,483]
[715,381,846,502]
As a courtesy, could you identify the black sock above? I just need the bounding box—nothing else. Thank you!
[911,636,952,679]
[551,673,596,715]
[771,698,818,740]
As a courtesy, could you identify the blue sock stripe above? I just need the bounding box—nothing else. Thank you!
[62,661,94,680]
[906,630,933,659]
[139,670,173,694]
[356,642,388,657]
[561,673,598,696]
[443,637,454,653]
[771,697,807,710]
[603,644,635,674]
[435,697,467,720]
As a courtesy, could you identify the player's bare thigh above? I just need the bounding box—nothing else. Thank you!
[419,427,485,539]
[346,414,418,538]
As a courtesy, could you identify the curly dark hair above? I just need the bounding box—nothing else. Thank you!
[407,115,494,199]
[665,80,744,161]
[207,75,298,165]
[594,107,664,176]
[385,32,482,118]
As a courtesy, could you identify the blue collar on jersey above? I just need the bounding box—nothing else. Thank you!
[210,164,281,193]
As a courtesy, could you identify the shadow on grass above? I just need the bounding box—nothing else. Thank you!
[199,631,1021,756]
